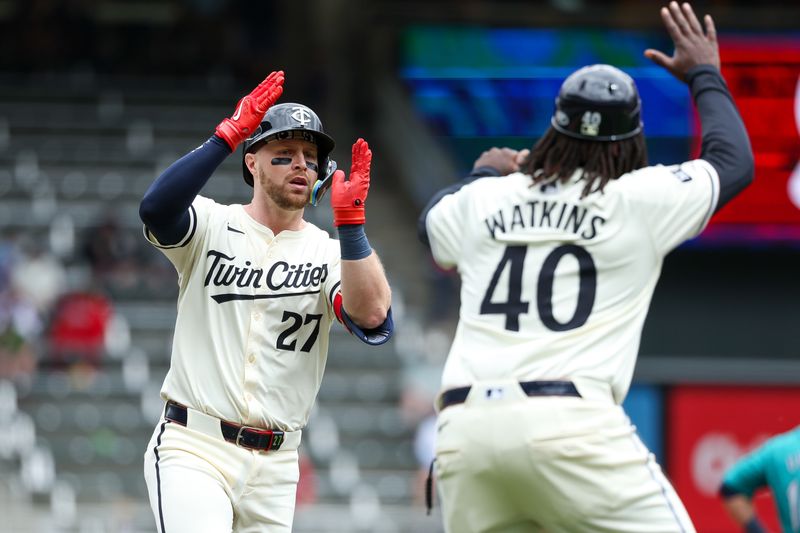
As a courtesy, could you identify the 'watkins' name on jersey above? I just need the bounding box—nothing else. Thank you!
[484,200,606,240]
[204,250,329,292]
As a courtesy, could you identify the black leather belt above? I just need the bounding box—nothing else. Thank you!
[165,401,285,451]
[437,380,582,411]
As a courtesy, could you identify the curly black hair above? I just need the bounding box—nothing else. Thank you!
[524,128,648,198]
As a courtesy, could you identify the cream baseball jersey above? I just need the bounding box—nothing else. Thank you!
[145,195,342,431]
[425,160,720,404]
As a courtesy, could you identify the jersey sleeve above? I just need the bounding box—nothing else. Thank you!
[425,188,471,268]
[143,195,215,274]
[617,159,720,254]
[721,443,771,497]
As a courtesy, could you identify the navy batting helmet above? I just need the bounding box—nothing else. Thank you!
[242,102,336,205]
[550,64,642,142]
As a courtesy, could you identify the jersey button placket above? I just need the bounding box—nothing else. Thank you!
[243,296,268,420]
[248,310,260,364]
[242,301,259,413]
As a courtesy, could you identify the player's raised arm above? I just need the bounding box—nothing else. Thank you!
[139,71,285,245]
[644,2,753,211]
[331,138,393,339]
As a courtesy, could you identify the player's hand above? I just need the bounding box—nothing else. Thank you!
[644,2,720,83]
[215,71,285,151]
[473,147,530,175]
[331,138,371,226]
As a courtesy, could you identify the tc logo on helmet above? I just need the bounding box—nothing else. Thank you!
[290,107,312,127]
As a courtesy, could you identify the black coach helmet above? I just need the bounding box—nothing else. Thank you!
[550,64,643,142]
[242,102,336,205]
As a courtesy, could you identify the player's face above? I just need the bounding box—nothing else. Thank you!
[252,139,319,211]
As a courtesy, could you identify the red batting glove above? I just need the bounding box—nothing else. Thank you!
[214,70,285,151]
[331,138,372,226]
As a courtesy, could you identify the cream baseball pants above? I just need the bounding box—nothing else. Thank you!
[433,379,695,533]
[143,406,302,533]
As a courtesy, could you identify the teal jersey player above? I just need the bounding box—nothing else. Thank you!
[720,426,800,533]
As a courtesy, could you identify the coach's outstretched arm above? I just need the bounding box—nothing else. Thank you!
[645,2,754,211]
[139,71,285,244]
[331,139,392,337]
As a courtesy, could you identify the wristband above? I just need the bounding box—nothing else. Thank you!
[338,224,372,260]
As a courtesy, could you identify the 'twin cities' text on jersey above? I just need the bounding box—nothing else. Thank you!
[204,249,329,293]
[484,200,606,240]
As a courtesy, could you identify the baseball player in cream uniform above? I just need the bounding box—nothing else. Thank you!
[419,3,753,532]
[139,71,393,532]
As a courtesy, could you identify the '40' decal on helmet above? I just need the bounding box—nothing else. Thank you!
[580,111,602,137]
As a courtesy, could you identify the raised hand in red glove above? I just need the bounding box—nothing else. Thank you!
[332,138,372,227]
[215,70,284,151]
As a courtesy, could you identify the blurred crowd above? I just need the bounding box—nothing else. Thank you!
[0,0,281,81]
[0,211,175,387]
[0,234,42,383]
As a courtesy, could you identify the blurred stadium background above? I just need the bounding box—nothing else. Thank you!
[0,1,798,532]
